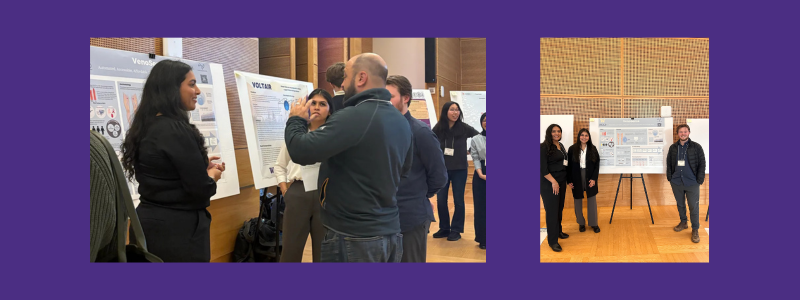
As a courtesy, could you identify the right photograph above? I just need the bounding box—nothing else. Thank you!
[539,38,709,263]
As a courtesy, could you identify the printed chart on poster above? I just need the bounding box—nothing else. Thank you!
[540,115,574,150]
[234,70,314,189]
[589,117,673,174]
[90,46,240,204]
[686,118,709,174]
[410,89,438,127]
[450,91,486,160]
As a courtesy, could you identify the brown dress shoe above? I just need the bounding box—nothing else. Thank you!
[673,221,688,232]
[692,229,700,243]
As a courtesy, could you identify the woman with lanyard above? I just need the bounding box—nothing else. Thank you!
[120,60,225,262]
[432,101,480,242]
[567,128,601,234]
[274,89,332,262]
[540,124,569,252]
[470,113,487,250]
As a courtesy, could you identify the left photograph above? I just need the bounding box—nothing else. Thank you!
[89,38,487,263]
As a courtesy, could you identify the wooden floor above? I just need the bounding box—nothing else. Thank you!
[294,192,487,263]
[540,205,709,263]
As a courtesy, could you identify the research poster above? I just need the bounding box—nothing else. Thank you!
[90,46,240,203]
[410,89,438,126]
[234,71,313,189]
[590,117,673,174]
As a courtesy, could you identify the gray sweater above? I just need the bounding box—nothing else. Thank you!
[90,131,120,262]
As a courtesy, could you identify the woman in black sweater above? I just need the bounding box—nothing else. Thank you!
[432,101,479,242]
[541,124,569,252]
[567,129,601,233]
[120,60,225,262]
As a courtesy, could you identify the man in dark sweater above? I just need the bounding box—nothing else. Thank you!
[386,75,447,262]
[666,124,706,243]
[284,53,413,262]
[325,62,346,115]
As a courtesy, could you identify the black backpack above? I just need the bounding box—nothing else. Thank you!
[232,189,284,262]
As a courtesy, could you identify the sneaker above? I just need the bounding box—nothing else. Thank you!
[673,221,688,232]
[433,230,450,239]
[447,231,461,241]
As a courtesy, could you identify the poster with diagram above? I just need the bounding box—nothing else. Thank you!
[233,70,313,189]
[590,117,673,174]
[90,46,239,204]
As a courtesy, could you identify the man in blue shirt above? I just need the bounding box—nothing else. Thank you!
[386,75,447,262]
[666,124,707,243]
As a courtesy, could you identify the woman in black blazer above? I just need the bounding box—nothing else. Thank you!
[567,129,601,233]
[540,124,569,252]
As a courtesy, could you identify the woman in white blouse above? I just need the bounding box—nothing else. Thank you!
[274,89,332,262]
[470,113,486,249]
[566,128,601,233]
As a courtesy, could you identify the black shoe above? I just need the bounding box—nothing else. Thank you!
[479,243,486,250]
[550,243,562,252]
[559,232,569,239]
[592,226,601,233]
[433,230,450,238]
[579,225,586,232]
[447,232,461,241]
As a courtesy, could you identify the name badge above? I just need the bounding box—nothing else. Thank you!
[444,148,454,156]
[677,160,685,167]
[563,160,568,166]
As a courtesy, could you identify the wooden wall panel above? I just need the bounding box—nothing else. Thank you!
[540,38,621,96]
[260,57,292,78]
[259,38,293,80]
[436,76,460,112]
[437,38,461,85]
[624,38,709,97]
[208,186,260,262]
[624,98,709,142]
[318,38,347,95]
[460,38,486,86]
[90,38,162,55]
[259,38,291,58]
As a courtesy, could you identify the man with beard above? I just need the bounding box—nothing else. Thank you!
[284,53,413,262]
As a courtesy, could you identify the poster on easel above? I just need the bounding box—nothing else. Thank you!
[90,46,240,205]
[410,89,438,127]
[233,70,314,189]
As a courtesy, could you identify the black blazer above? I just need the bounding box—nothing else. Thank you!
[567,144,600,198]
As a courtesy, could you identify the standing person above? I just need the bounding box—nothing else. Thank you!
[386,75,447,262]
[567,129,600,233]
[666,124,706,243]
[120,60,225,262]
[431,101,480,242]
[540,124,569,252]
[274,89,332,262]
[284,53,413,262]
[325,62,346,115]
[470,113,487,250]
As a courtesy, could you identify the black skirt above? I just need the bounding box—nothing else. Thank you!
[133,202,212,262]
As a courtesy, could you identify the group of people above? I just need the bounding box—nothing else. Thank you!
[90,53,487,263]
[540,124,706,252]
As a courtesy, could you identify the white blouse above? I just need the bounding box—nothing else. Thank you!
[274,142,302,183]
[580,146,587,169]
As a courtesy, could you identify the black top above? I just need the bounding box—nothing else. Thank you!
[567,144,600,198]
[397,112,448,232]
[329,94,345,115]
[134,117,216,210]
[432,122,480,170]
[285,88,413,236]
[666,138,706,185]
[540,142,568,183]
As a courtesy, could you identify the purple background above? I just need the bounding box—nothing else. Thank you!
[4,0,796,298]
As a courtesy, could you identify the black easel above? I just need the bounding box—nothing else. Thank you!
[609,174,654,224]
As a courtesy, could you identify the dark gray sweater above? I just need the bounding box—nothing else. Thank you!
[90,131,119,262]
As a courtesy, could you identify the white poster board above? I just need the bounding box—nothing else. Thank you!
[234,71,314,189]
[589,117,673,174]
[90,46,240,205]
[540,115,574,147]
[411,89,438,127]
[686,118,709,174]
[450,91,486,160]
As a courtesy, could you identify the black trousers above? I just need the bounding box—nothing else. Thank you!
[540,177,566,246]
[472,165,486,245]
[134,202,211,262]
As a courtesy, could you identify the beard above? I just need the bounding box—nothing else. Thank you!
[343,80,357,103]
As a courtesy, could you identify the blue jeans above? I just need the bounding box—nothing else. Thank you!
[320,227,403,262]
[436,169,468,232]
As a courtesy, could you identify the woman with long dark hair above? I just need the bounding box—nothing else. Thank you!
[540,124,569,252]
[567,129,601,233]
[120,60,225,262]
[275,89,331,262]
[470,113,487,250]
[431,102,480,241]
